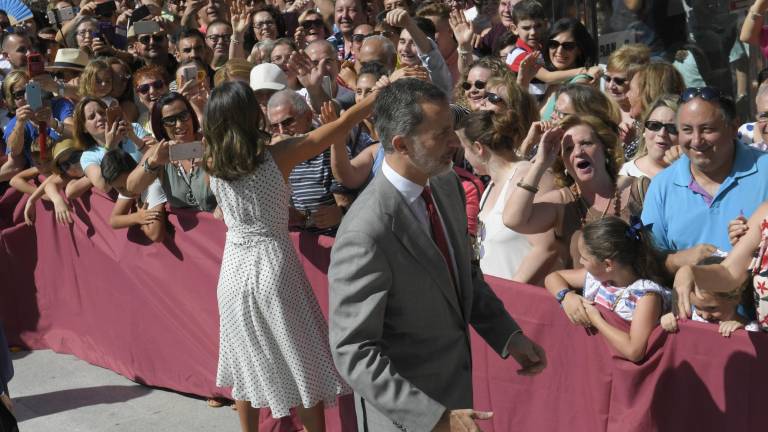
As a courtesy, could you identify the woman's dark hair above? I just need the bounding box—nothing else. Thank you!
[100,148,138,184]
[151,92,201,141]
[244,4,286,53]
[582,216,670,287]
[203,81,271,181]
[462,110,523,156]
[543,18,597,70]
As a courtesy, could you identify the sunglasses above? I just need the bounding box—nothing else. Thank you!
[373,30,394,38]
[300,19,324,29]
[461,80,486,91]
[58,150,83,172]
[352,33,370,43]
[679,87,722,103]
[138,33,166,45]
[603,75,627,86]
[136,79,165,94]
[548,40,578,51]
[485,92,504,104]
[161,110,191,126]
[644,120,678,135]
[11,89,25,100]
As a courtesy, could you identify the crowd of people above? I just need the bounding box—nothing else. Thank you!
[2,0,768,430]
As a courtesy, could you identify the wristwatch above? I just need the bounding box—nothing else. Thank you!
[142,158,160,173]
[555,288,572,304]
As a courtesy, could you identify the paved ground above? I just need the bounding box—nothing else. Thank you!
[7,349,240,432]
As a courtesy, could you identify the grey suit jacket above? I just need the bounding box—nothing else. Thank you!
[328,169,521,432]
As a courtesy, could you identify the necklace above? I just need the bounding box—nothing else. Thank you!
[175,159,199,206]
[571,182,621,226]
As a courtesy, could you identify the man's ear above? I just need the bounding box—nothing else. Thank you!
[391,135,409,155]
[603,258,614,273]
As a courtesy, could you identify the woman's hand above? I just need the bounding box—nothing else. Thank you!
[105,120,128,149]
[448,8,473,48]
[23,198,36,226]
[517,51,542,87]
[534,125,564,168]
[91,35,115,56]
[728,214,749,246]
[77,2,98,17]
[660,312,679,332]
[15,104,34,124]
[719,320,744,337]
[319,100,338,125]
[148,140,172,168]
[54,199,73,225]
[230,0,252,37]
[33,106,53,125]
[561,292,591,327]
[134,204,161,225]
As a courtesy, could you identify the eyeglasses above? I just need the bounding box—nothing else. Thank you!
[758,111,768,124]
[548,40,578,51]
[135,79,166,94]
[352,33,370,43]
[485,92,504,104]
[138,33,166,45]
[76,30,94,37]
[161,110,191,126]
[58,150,82,172]
[603,75,627,86]
[461,80,486,91]
[253,20,276,29]
[206,33,231,43]
[300,19,324,29]
[644,120,678,135]
[270,116,296,132]
[373,30,393,38]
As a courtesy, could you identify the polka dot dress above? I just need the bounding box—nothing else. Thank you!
[210,151,350,418]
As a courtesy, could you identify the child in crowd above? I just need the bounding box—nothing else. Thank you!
[78,59,117,107]
[100,148,167,243]
[23,139,83,226]
[505,0,547,73]
[661,256,759,337]
[545,217,671,362]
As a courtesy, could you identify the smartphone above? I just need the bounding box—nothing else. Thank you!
[180,64,198,85]
[59,6,78,21]
[26,51,45,77]
[321,75,332,98]
[169,141,204,161]
[25,82,43,111]
[133,20,162,36]
[98,21,116,44]
[107,105,122,128]
[131,5,151,22]
[94,1,117,18]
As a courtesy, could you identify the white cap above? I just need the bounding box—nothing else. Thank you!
[250,63,288,92]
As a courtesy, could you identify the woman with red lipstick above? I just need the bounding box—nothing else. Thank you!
[620,95,679,179]
[503,114,650,269]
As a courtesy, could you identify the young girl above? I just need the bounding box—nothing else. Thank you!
[545,216,671,362]
[661,256,759,337]
[23,139,84,226]
[78,59,117,107]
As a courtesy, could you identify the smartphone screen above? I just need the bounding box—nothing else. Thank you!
[169,141,204,161]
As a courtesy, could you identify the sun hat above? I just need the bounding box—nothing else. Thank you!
[45,48,88,72]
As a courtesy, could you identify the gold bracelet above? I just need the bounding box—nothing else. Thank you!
[516,181,539,193]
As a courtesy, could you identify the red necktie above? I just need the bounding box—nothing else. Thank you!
[421,186,456,286]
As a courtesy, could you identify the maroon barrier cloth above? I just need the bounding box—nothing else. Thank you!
[3,187,768,431]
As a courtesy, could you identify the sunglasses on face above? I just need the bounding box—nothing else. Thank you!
[352,33,370,43]
[603,75,627,86]
[644,120,678,135]
[136,79,165,94]
[373,30,393,38]
[461,80,486,91]
[161,110,191,126]
[11,89,25,100]
[485,92,504,104]
[58,150,83,172]
[548,40,578,51]
[300,19,324,29]
[138,34,166,45]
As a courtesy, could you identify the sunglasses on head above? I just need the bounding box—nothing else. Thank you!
[138,33,166,45]
[679,87,722,103]
[461,80,486,91]
[603,75,627,86]
[161,110,191,126]
[644,120,678,135]
[300,19,324,29]
[136,79,165,94]
[485,92,504,104]
[352,33,369,43]
[548,40,578,51]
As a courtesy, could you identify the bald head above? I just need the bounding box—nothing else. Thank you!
[357,35,396,74]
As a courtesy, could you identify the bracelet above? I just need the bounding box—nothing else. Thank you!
[457,48,471,55]
[142,158,160,173]
[750,8,764,18]
[231,38,241,44]
[516,181,539,193]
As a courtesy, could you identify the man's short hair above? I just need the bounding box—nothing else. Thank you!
[101,149,138,185]
[178,28,206,43]
[267,89,311,118]
[512,0,546,24]
[374,78,447,153]
[412,16,436,41]
[305,39,335,56]
[358,61,388,81]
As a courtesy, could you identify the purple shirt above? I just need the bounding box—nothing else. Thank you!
[688,179,714,207]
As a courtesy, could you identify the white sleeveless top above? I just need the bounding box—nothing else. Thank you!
[478,175,532,280]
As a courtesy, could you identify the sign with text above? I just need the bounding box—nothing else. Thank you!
[598,30,636,64]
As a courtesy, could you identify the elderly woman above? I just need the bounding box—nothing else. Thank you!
[620,95,679,179]
[126,92,216,212]
[503,114,650,269]
[602,44,651,128]
[453,57,513,112]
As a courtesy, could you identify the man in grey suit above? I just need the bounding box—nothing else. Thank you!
[328,79,546,432]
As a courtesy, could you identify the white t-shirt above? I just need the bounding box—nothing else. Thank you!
[118,178,167,209]
[619,160,649,178]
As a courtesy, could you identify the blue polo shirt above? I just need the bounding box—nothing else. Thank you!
[641,142,768,252]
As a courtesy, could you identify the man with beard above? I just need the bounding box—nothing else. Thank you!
[131,25,179,80]
[328,79,546,432]
[175,28,213,66]
[642,88,768,271]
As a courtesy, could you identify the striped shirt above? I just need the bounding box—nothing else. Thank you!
[288,147,339,235]
[583,272,671,321]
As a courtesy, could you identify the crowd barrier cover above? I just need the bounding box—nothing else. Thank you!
[2,186,768,431]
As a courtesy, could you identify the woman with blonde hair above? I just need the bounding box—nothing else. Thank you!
[504,114,651,268]
[202,80,376,432]
[453,56,513,111]
[620,94,680,179]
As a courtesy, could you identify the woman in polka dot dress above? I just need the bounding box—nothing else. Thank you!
[202,82,376,431]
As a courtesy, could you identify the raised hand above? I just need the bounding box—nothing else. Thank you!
[287,50,324,88]
[230,0,252,36]
[448,8,473,47]
[534,126,564,168]
[384,8,411,28]
[517,51,542,87]
[294,25,307,49]
[319,100,338,125]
